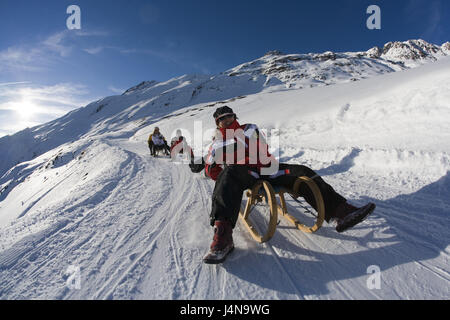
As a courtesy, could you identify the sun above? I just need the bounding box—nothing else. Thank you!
[15,98,40,120]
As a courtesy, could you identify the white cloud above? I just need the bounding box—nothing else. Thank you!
[0,46,45,72]
[108,86,125,94]
[0,29,110,73]
[0,33,66,73]
[74,30,110,37]
[0,83,93,137]
[0,81,32,87]
[42,31,73,57]
[83,47,104,55]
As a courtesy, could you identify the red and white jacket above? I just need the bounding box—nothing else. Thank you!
[170,136,194,157]
[205,120,275,181]
[170,136,184,153]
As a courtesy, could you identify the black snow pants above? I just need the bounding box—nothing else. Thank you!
[210,164,346,228]
[148,141,154,155]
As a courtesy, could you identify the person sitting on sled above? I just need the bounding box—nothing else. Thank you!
[170,129,194,159]
[189,106,376,264]
[149,127,170,156]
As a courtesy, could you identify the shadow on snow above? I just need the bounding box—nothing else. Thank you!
[222,171,450,298]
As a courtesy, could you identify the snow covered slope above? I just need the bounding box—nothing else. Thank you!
[0,41,449,300]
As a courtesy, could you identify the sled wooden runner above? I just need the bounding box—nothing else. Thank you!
[239,176,325,243]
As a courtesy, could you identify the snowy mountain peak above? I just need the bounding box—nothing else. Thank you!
[442,42,450,54]
[123,80,159,95]
[227,39,449,85]
[366,46,383,59]
[369,39,446,66]
[264,50,284,56]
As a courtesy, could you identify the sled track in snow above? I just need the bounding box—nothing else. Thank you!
[94,153,196,299]
[264,242,305,299]
[92,140,220,299]
[2,136,448,299]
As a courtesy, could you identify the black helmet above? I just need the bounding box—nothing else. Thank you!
[213,106,236,123]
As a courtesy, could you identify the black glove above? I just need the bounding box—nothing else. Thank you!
[189,157,205,173]
[189,163,205,173]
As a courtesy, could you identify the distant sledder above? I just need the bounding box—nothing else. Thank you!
[170,129,194,160]
[189,106,376,264]
[148,127,170,157]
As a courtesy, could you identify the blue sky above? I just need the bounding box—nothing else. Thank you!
[0,0,448,137]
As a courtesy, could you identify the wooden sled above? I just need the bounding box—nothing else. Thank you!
[238,177,325,243]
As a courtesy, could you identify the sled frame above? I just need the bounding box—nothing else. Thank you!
[152,145,169,157]
[239,176,325,243]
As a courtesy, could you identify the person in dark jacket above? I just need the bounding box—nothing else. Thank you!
[190,106,376,264]
[149,127,170,156]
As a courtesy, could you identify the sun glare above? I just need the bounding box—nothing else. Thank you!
[15,98,39,120]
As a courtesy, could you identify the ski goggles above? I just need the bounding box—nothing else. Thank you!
[215,113,236,123]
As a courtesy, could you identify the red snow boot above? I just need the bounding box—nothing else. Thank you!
[203,220,234,264]
[335,202,376,233]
